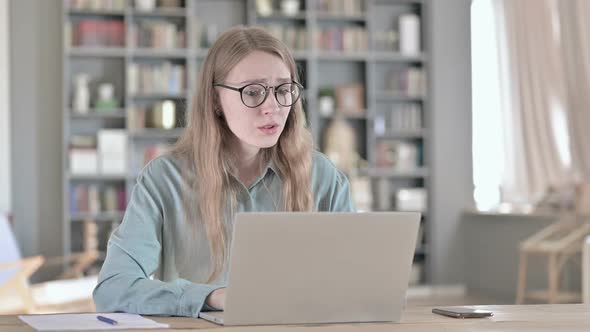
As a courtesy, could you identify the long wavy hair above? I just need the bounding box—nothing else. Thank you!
[171,26,314,282]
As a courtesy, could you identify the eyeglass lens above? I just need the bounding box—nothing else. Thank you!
[241,83,301,108]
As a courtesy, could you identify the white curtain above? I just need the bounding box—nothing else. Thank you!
[559,0,590,182]
[493,0,575,204]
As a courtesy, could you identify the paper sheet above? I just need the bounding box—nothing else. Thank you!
[19,313,169,331]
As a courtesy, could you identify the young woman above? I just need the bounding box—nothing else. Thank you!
[93,26,355,317]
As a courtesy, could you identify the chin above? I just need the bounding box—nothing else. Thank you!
[255,138,279,149]
[257,139,279,148]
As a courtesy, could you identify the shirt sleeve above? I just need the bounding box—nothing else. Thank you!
[328,170,357,212]
[92,166,223,317]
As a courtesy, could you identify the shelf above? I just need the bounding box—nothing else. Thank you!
[321,112,369,120]
[376,130,427,139]
[62,0,432,283]
[315,12,367,22]
[256,13,307,21]
[67,47,126,58]
[371,52,426,62]
[69,109,126,119]
[361,167,429,178]
[67,173,127,181]
[375,92,425,102]
[129,93,186,100]
[131,48,188,59]
[317,51,368,61]
[128,128,185,139]
[70,211,125,222]
[67,9,126,17]
[194,49,209,57]
[131,8,187,18]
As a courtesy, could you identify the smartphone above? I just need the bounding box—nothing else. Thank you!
[432,307,493,318]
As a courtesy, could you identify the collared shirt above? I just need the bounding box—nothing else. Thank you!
[93,151,355,317]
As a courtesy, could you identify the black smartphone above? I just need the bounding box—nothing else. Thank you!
[432,307,494,318]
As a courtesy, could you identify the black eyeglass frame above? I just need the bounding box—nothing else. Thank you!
[213,81,304,108]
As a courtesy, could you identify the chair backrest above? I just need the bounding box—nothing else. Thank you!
[0,214,22,285]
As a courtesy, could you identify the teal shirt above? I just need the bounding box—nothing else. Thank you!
[93,151,355,317]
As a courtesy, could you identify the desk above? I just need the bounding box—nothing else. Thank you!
[1,305,589,331]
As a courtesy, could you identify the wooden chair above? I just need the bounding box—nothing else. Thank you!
[516,184,590,304]
[0,214,99,314]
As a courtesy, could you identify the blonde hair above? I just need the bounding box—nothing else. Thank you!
[171,26,314,282]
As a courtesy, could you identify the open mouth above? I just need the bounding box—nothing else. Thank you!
[258,123,279,130]
[258,123,280,135]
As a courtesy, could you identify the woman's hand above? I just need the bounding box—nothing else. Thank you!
[205,288,226,310]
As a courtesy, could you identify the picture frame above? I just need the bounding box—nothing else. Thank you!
[335,83,364,114]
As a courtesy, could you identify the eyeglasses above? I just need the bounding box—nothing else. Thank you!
[213,81,303,108]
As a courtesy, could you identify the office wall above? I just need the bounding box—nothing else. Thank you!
[10,0,63,257]
[463,212,581,301]
[428,0,473,285]
[0,0,10,213]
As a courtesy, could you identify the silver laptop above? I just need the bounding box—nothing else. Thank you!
[199,212,420,326]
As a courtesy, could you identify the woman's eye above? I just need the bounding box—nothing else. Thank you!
[278,88,291,95]
[245,89,263,97]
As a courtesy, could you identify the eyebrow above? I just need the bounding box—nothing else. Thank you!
[238,77,292,85]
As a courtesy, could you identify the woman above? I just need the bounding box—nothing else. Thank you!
[93,26,355,317]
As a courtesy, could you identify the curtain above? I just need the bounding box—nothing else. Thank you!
[493,0,574,204]
[559,0,590,182]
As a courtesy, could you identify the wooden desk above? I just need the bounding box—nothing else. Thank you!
[1,305,589,331]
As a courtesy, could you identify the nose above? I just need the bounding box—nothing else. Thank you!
[260,87,280,115]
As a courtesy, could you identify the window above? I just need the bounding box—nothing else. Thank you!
[0,0,10,213]
[471,0,504,211]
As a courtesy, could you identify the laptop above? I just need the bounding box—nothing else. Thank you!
[199,212,420,326]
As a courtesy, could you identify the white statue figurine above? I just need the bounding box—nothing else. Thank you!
[73,73,90,114]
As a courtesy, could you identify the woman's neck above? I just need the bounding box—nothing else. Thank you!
[235,143,263,187]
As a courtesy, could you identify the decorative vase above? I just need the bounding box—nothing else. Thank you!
[319,96,335,116]
[95,83,119,110]
[281,0,300,17]
[73,73,90,114]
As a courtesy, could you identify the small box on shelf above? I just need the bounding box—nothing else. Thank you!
[70,149,99,175]
[98,129,127,175]
[335,83,365,115]
[375,140,420,170]
[396,187,427,212]
[69,135,98,175]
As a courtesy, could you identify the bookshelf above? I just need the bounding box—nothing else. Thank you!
[62,0,431,284]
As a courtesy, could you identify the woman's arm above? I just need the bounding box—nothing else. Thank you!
[328,170,356,212]
[92,165,223,317]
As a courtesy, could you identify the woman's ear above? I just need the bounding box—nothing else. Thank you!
[212,90,223,117]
